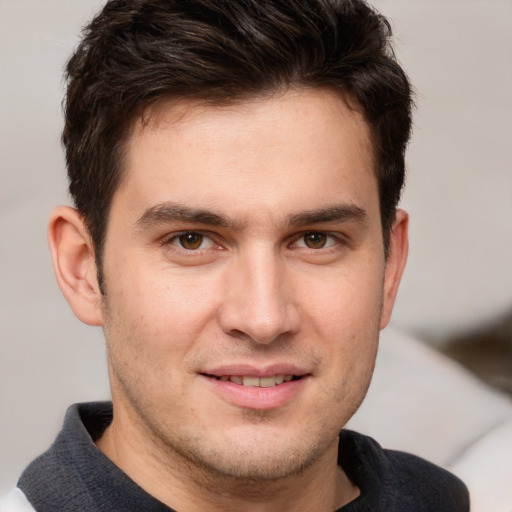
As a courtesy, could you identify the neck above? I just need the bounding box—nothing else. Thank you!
[96,403,359,512]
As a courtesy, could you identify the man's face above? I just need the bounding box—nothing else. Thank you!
[99,88,399,480]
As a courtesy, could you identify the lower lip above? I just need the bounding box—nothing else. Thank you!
[202,375,309,410]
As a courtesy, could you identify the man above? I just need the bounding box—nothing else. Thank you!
[1,0,469,510]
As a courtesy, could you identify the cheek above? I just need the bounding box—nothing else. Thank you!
[106,267,221,350]
[102,277,200,406]
[299,263,383,396]
[102,269,228,409]
[301,262,384,335]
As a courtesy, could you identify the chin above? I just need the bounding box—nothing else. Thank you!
[189,448,319,482]
[173,424,333,483]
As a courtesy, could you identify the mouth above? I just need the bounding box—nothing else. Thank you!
[200,368,310,409]
[202,374,303,388]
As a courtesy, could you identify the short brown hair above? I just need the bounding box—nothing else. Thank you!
[63,0,413,287]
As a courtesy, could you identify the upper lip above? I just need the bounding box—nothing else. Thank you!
[200,363,310,378]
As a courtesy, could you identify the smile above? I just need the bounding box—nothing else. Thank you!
[208,375,299,387]
[201,370,309,409]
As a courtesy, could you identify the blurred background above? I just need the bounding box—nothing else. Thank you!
[1,0,511,509]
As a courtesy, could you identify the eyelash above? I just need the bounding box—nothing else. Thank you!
[161,231,218,252]
[291,231,342,250]
[160,230,344,253]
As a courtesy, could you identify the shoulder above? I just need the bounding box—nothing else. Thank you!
[14,403,112,512]
[383,449,470,509]
[339,430,470,512]
[0,488,37,512]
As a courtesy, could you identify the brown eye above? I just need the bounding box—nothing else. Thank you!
[178,232,204,250]
[303,232,327,249]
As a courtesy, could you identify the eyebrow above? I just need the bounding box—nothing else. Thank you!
[286,205,368,227]
[135,201,368,231]
[135,202,238,230]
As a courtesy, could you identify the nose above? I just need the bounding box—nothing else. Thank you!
[218,247,301,345]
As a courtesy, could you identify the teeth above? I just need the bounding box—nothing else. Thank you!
[215,375,296,387]
[259,376,276,388]
[243,376,260,387]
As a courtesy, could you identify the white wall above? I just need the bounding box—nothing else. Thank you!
[1,0,511,492]
[383,0,512,338]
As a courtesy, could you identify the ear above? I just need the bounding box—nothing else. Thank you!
[380,209,409,330]
[48,206,103,326]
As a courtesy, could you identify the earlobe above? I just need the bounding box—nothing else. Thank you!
[48,206,103,326]
[380,209,409,330]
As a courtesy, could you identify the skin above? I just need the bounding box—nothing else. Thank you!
[48,88,408,512]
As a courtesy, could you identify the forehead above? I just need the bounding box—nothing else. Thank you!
[115,88,378,226]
